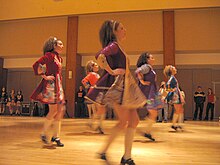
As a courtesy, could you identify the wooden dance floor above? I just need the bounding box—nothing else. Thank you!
[1,116,220,165]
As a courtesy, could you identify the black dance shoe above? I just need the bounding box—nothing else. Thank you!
[177,125,184,131]
[41,134,49,144]
[120,157,136,165]
[177,125,182,129]
[143,133,155,141]
[51,137,64,147]
[171,125,178,131]
[97,126,104,134]
[99,153,107,160]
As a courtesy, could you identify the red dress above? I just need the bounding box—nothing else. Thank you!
[30,51,65,104]
[81,72,100,92]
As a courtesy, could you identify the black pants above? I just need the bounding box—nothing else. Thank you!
[75,102,86,118]
[193,103,204,120]
[204,103,214,120]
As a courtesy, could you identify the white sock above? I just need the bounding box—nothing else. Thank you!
[52,120,61,138]
[124,128,136,160]
[92,113,99,129]
[145,118,155,134]
[42,118,53,135]
[99,114,106,128]
[172,113,179,126]
[87,104,92,119]
[101,126,122,153]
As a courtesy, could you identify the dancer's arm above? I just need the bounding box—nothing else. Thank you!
[32,53,55,81]
[97,54,125,76]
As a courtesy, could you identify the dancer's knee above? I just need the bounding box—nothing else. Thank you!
[116,121,127,129]
[128,119,139,128]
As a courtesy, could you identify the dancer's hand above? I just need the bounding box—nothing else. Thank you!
[140,80,150,85]
[42,75,55,81]
[112,68,125,75]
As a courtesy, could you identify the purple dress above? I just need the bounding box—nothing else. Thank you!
[135,64,160,109]
[86,42,126,106]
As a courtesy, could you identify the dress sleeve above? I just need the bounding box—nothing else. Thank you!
[81,73,91,89]
[135,64,150,75]
[96,42,119,59]
[170,77,177,89]
[32,53,50,75]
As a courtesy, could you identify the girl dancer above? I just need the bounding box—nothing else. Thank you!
[135,52,160,141]
[31,37,65,146]
[163,65,185,131]
[85,20,146,165]
[81,60,104,133]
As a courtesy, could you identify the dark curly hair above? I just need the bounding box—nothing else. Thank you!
[99,20,120,48]
[43,36,60,55]
[136,52,151,68]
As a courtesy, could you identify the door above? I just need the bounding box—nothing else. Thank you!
[213,82,220,119]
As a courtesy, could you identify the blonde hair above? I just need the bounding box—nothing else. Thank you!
[85,60,96,74]
[163,65,173,78]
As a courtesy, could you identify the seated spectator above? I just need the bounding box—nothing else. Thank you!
[15,90,23,116]
[7,89,16,116]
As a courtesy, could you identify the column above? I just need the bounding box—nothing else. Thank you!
[163,11,175,66]
[65,16,78,117]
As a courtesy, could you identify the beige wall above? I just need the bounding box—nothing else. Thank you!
[175,8,220,52]
[0,17,67,58]
[78,11,163,55]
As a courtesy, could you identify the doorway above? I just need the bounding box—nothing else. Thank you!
[212,82,220,119]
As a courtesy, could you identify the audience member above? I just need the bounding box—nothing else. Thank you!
[204,88,216,121]
[15,90,23,116]
[0,87,8,115]
[193,86,206,121]
[158,81,168,122]
[75,85,86,118]
[7,89,16,116]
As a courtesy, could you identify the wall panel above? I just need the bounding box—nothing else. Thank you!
[78,11,163,54]
[0,17,67,58]
[175,8,220,51]
[176,69,193,119]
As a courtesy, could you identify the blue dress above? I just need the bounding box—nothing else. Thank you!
[166,76,182,104]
